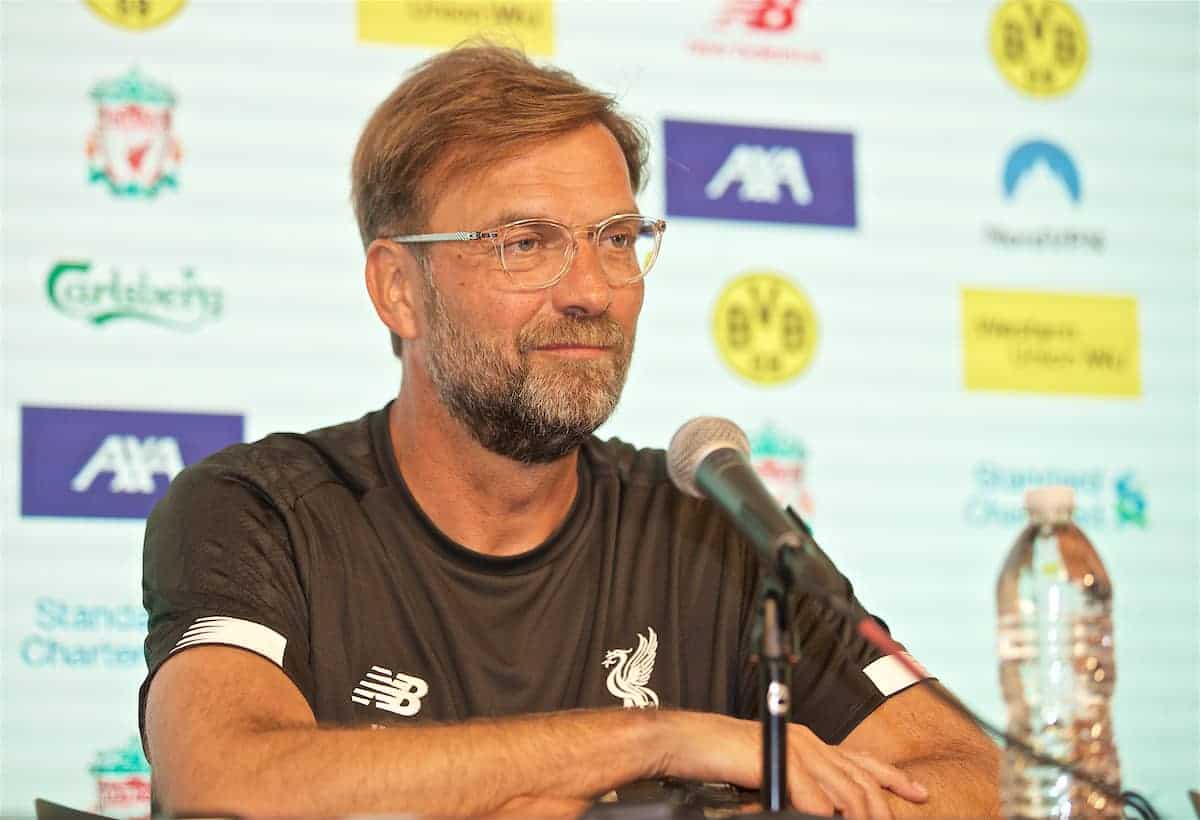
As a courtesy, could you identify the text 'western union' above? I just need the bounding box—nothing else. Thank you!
[961,288,1141,398]
[357,0,554,55]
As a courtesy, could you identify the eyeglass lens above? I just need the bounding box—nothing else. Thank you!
[497,217,661,288]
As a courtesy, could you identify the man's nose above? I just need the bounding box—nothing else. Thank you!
[549,236,611,317]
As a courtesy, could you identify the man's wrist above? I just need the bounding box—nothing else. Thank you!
[625,707,676,782]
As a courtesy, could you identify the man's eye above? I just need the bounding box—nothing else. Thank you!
[605,232,633,249]
[506,236,542,254]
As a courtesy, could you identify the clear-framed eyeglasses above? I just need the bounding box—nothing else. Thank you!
[388,213,667,291]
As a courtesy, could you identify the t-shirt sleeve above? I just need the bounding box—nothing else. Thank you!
[139,457,314,740]
[737,525,931,744]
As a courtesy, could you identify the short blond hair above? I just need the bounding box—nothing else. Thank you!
[352,43,649,250]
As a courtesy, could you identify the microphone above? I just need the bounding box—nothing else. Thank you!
[666,416,838,591]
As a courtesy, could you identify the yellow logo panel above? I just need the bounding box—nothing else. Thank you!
[85,0,185,30]
[357,0,554,56]
[962,288,1141,398]
[990,0,1088,97]
[713,272,818,386]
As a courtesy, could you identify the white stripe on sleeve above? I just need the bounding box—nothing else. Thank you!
[171,616,287,667]
[863,653,930,697]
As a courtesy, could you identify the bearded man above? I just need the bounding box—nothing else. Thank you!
[140,45,999,819]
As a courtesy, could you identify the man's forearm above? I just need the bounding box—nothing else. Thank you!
[887,750,1001,819]
[161,708,669,817]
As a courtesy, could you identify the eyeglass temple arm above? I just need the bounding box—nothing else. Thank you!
[388,231,498,243]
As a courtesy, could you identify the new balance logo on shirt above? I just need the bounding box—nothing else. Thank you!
[352,666,429,716]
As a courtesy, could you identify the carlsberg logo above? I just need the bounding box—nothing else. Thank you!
[47,260,223,330]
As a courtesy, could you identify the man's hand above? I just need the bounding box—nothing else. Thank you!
[663,711,927,819]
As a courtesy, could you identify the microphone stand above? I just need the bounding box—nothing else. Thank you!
[758,584,791,812]
[754,539,803,813]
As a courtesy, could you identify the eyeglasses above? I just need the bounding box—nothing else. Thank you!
[388,213,667,291]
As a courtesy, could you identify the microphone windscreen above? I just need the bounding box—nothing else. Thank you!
[666,416,751,499]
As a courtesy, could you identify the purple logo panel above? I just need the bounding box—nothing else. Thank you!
[664,119,856,228]
[21,406,244,519]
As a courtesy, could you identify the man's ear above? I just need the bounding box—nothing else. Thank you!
[364,239,423,343]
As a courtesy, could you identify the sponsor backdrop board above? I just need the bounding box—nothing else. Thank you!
[2,1,1197,817]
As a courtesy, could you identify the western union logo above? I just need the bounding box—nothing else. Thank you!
[357,0,554,55]
[962,288,1140,398]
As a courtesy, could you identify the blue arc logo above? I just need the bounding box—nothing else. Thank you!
[1003,140,1081,203]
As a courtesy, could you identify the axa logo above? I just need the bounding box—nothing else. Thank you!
[665,119,855,227]
[717,0,802,32]
[21,406,242,519]
[1003,140,1081,204]
[352,666,429,717]
[603,627,660,709]
[705,145,812,205]
[87,68,182,198]
[72,435,184,494]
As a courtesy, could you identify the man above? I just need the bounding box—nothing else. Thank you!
[141,45,998,818]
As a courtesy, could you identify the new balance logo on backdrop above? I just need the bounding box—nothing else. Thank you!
[21,406,243,519]
[352,666,429,717]
[664,119,856,227]
[717,0,802,32]
[687,0,823,63]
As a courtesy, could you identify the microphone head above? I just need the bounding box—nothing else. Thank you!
[666,416,751,498]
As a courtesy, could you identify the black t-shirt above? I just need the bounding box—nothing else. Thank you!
[141,404,925,748]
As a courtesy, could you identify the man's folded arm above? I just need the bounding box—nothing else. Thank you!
[145,645,674,817]
[840,681,1001,818]
[147,644,937,818]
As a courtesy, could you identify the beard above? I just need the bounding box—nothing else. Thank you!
[420,274,634,464]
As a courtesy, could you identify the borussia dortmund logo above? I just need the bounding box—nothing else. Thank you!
[86,0,186,30]
[990,0,1088,97]
[712,272,818,385]
[86,68,182,198]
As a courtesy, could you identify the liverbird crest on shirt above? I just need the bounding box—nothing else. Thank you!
[603,627,660,708]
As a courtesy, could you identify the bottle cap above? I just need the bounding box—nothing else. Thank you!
[1024,485,1076,525]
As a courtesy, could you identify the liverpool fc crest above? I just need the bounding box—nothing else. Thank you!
[603,627,660,708]
[87,68,181,198]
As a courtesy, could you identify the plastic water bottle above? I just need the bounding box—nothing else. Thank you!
[996,485,1122,819]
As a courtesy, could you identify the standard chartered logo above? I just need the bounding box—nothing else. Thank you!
[46,260,224,330]
[964,462,1148,530]
[1114,472,1147,527]
[20,598,147,669]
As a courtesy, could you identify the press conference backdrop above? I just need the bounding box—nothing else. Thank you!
[2,1,1197,816]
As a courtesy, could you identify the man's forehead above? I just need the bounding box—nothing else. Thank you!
[426,127,636,227]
